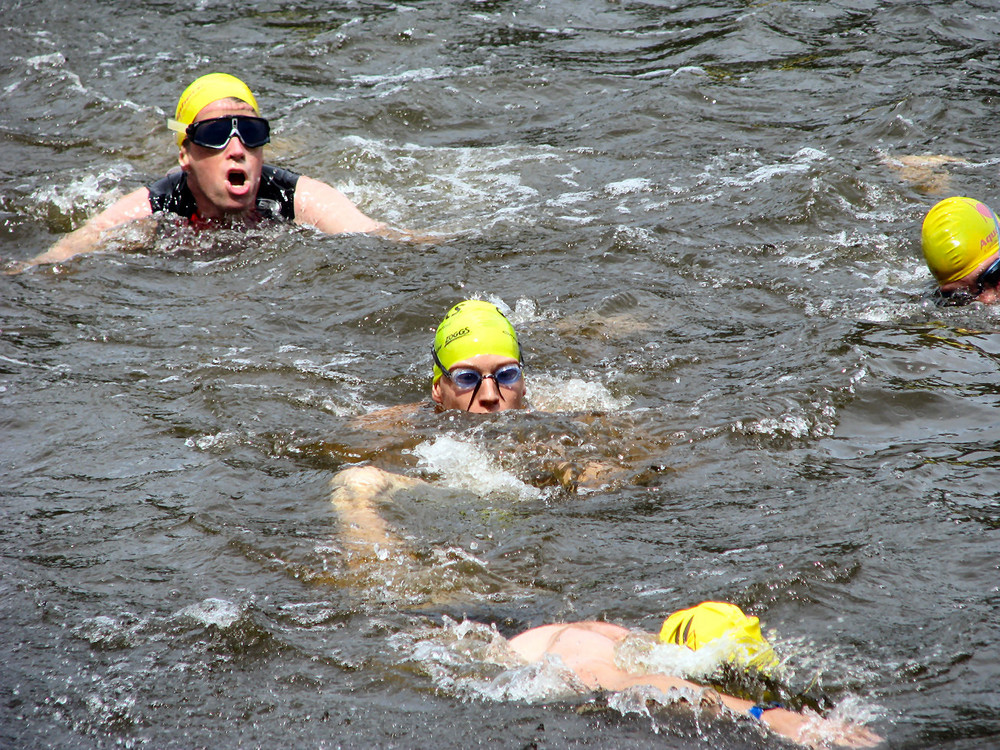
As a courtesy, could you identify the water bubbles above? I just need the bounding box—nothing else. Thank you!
[174,598,244,629]
[411,435,540,501]
[528,375,631,412]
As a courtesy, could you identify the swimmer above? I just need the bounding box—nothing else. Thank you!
[19,72,424,270]
[332,300,529,559]
[921,196,1000,305]
[431,299,527,414]
[507,608,882,749]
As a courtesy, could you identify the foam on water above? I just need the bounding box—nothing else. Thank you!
[173,598,243,629]
[331,135,569,230]
[30,166,137,223]
[604,177,654,196]
[187,431,241,452]
[411,436,540,501]
[528,375,632,413]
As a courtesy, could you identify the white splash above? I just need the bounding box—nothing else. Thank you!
[528,375,632,412]
[174,598,242,629]
[605,177,653,196]
[411,436,540,501]
[187,431,240,451]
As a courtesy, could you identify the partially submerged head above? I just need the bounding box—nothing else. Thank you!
[922,196,1000,305]
[659,601,779,674]
[165,73,270,221]
[431,300,526,414]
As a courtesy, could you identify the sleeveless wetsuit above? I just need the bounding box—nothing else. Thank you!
[147,165,299,223]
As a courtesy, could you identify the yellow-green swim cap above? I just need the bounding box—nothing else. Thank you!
[921,196,1000,284]
[169,73,260,146]
[659,601,779,673]
[432,300,521,383]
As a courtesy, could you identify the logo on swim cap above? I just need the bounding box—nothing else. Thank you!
[922,196,1000,284]
[443,327,471,347]
[659,601,779,674]
[171,73,259,146]
[432,300,520,382]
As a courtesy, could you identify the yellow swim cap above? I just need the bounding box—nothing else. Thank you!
[921,196,1000,284]
[659,601,779,673]
[432,300,521,382]
[170,73,260,146]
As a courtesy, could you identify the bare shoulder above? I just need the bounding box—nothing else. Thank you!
[508,621,631,662]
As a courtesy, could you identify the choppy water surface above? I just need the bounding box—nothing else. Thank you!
[3,1,1000,748]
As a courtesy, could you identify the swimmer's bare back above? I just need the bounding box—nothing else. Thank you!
[508,622,654,691]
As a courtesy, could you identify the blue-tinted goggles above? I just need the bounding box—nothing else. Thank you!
[935,256,1000,306]
[432,346,523,410]
[170,115,271,149]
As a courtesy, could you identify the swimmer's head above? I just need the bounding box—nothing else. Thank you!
[659,601,779,674]
[922,196,1000,285]
[432,300,521,383]
[431,300,525,413]
[171,73,260,146]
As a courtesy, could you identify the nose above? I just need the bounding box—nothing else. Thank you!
[224,135,246,157]
[469,375,502,412]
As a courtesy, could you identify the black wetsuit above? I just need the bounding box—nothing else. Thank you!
[147,165,299,223]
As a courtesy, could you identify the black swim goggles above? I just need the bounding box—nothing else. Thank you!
[934,256,1000,306]
[167,115,271,149]
[432,346,523,411]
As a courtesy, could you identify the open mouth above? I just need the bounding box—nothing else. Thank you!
[228,170,246,187]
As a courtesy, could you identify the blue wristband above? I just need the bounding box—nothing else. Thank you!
[749,702,783,720]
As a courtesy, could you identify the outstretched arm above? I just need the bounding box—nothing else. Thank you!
[15,187,153,271]
[618,672,881,749]
[293,175,441,242]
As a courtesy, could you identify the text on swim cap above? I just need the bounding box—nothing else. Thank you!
[982,227,998,248]
[443,327,470,347]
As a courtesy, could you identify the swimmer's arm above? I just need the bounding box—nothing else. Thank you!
[293,175,442,242]
[294,176,383,235]
[17,188,153,270]
[349,402,423,431]
[607,672,881,749]
[329,465,424,558]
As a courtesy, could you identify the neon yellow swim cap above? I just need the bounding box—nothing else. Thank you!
[659,601,779,673]
[432,300,521,383]
[921,196,1000,284]
[171,73,260,146]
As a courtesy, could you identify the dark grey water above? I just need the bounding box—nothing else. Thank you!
[4,1,1000,747]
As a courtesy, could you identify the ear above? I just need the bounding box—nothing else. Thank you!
[178,145,191,172]
[431,378,444,405]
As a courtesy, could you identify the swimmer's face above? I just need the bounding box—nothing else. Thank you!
[432,353,526,414]
[178,98,264,220]
[937,253,1000,305]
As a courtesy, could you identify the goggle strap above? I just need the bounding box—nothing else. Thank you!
[431,346,449,377]
[467,379,482,411]
[166,118,188,136]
